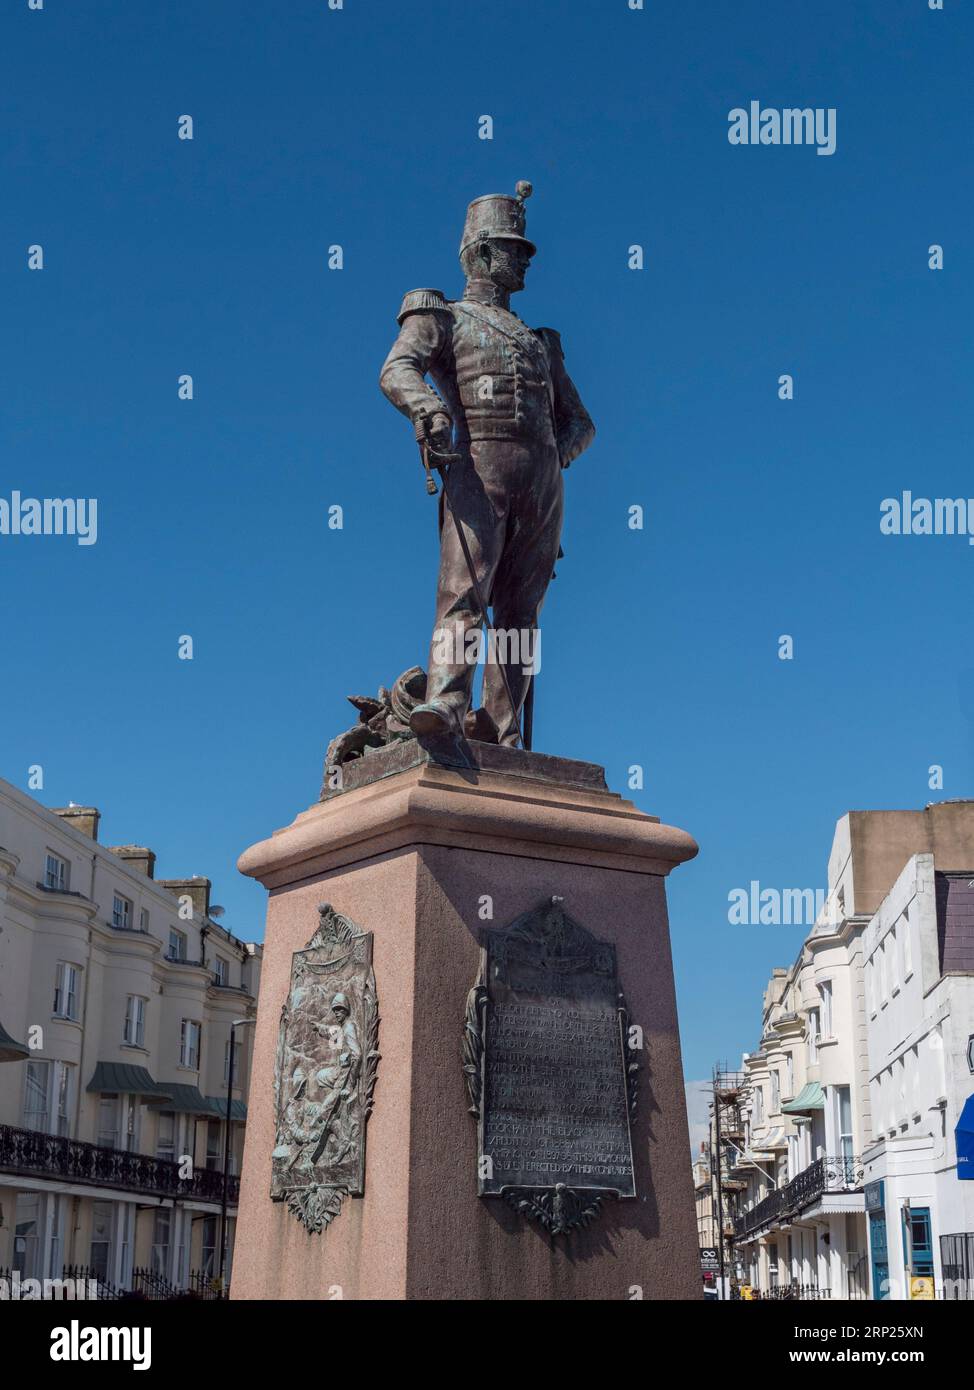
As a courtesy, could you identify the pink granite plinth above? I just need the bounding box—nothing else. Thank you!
[231,746,700,1301]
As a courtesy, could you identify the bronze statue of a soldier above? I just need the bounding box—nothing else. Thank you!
[379,182,595,746]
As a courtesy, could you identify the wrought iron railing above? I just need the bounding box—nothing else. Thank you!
[129,1267,225,1300]
[753,1283,831,1301]
[131,1266,179,1300]
[0,1264,122,1299]
[187,1268,223,1299]
[0,1123,240,1204]
[61,1262,123,1299]
[735,1185,787,1236]
[0,1263,229,1300]
[733,1155,863,1238]
[941,1232,974,1300]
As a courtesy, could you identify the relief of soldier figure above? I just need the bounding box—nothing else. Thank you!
[270,906,379,1234]
[327,183,594,767]
[272,987,363,1184]
[272,978,366,1206]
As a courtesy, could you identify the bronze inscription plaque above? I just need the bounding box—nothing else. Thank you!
[465,897,636,1233]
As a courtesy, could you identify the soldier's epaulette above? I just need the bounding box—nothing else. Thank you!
[396,288,451,325]
[534,326,564,354]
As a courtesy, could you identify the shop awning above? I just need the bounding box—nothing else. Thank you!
[0,1018,29,1063]
[86,1062,173,1105]
[750,1126,787,1153]
[956,1094,974,1181]
[782,1081,825,1114]
[147,1083,214,1117]
[205,1096,248,1123]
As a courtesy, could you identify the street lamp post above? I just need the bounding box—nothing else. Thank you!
[219,1016,254,1295]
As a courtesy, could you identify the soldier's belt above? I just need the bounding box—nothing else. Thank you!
[452,422,560,447]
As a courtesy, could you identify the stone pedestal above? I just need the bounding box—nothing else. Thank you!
[231,741,700,1300]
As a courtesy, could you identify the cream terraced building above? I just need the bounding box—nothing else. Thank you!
[0,778,261,1294]
[732,897,872,1301]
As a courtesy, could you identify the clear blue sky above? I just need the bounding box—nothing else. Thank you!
[2,1,970,1081]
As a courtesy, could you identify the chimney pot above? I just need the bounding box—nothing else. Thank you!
[106,845,156,879]
[52,806,100,841]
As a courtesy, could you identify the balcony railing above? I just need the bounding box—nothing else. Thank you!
[0,1123,239,1205]
[736,1186,787,1236]
[733,1155,863,1238]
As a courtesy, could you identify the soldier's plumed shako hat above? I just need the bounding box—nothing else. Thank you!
[460,180,536,258]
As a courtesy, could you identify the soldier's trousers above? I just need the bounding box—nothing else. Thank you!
[426,436,563,746]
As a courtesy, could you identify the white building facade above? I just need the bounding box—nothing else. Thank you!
[862,850,974,1300]
[0,779,261,1295]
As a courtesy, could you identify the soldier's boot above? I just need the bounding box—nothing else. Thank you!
[409,698,462,738]
[416,601,489,739]
[485,670,529,747]
[483,620,538,747]
[463,706,499,743]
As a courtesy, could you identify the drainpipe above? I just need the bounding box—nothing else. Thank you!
[67,1194,81,1267]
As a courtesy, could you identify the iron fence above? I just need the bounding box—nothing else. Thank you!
[0,1262,228,1300]
[941,1232,974,1299]
[753,1283,831,1301]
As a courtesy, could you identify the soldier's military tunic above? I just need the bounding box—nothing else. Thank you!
[380,287,595,745]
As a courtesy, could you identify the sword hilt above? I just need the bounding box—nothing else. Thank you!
[418,438,461,497]
[427,445,461,467]
[418,438,439,496]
